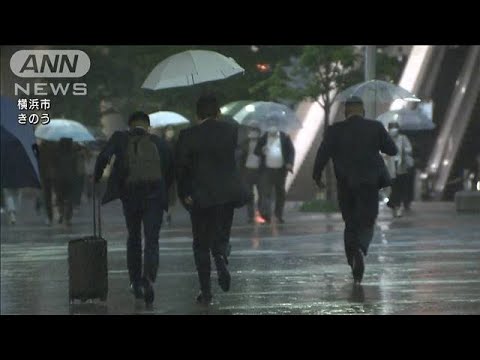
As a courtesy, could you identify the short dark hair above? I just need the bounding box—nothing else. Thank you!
[128,111,150,127]
[196,94,219,119]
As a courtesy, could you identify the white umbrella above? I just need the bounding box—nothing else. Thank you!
[142,50,245,90]
[148,111,190,128]
[35,119,95,142]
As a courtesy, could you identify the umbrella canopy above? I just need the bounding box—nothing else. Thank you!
[1,126,41,189]
[0,96,40,188]
[35,119,95,142]
[148,111,190,128]
[338,80,421,103]
[142,50,245,90]
[233,101,301,133]
[377,109,436,131]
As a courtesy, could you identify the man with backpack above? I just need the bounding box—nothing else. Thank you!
[94,111,174,306]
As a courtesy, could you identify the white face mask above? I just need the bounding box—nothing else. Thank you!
[248,131,259,139]
[268,126,278,134]
[389,128,399,137]
[165,130,174,139]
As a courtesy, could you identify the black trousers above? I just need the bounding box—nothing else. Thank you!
[243,168,260,220]
[390,173,411,208]
[122,195,164,285]
[259,168,287,219]
[337,182,379,265]
[190,203,234,294]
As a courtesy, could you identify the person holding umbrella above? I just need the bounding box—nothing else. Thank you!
[254,114,295,224]
[384,121,414,217]
[1,96,41,224]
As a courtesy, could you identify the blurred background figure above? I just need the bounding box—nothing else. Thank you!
[254,116,295,224]
[99,98,126,140]
[38,140,58,226]
[2,188,21,224]
[237,124,262,224]
[385,121,414,217]
[54,138,77,228]
[161,125,177,225]
[72,143,88,210]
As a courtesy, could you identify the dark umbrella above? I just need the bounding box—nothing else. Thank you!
[0,96,41,188]
[1,127,41,188]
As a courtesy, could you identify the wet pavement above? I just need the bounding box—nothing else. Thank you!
[1,197,480,315]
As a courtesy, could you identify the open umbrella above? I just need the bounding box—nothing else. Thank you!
[35,119,95,142]
[377,109,436,131]
[337,79,421,118]
[1,96,41,188]
[148,111,190,128]
[233,101,301,133]
[142,50,245,90]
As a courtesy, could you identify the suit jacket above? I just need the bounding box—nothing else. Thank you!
[175,118,247,209]
[254,132,295,171]
[94,128,174,208]
[313,115,398,188]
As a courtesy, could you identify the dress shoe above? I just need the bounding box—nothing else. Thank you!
[196,292,213,305]
[129,282,144,300]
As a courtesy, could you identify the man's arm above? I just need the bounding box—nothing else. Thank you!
[283,134,295,170]
[379,124,398,156]
[312,126,334,181]
[94,131,120,182]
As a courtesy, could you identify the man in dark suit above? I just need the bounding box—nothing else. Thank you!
[176,94,246,304]
[312,96,397,284]
[254,116,295,224]
[94,111,174,306]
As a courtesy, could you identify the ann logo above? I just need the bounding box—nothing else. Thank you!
[20,54,79,74]
[10,50,90,78]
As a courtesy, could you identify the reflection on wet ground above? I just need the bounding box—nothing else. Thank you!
[1,201,479,314]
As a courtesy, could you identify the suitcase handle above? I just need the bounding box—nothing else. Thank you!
[92,183,102,238]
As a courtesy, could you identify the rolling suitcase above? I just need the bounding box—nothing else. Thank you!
[68,186,108,303]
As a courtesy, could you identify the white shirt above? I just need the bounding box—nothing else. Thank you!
[264,132,284,169]
[245,139,260,169]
